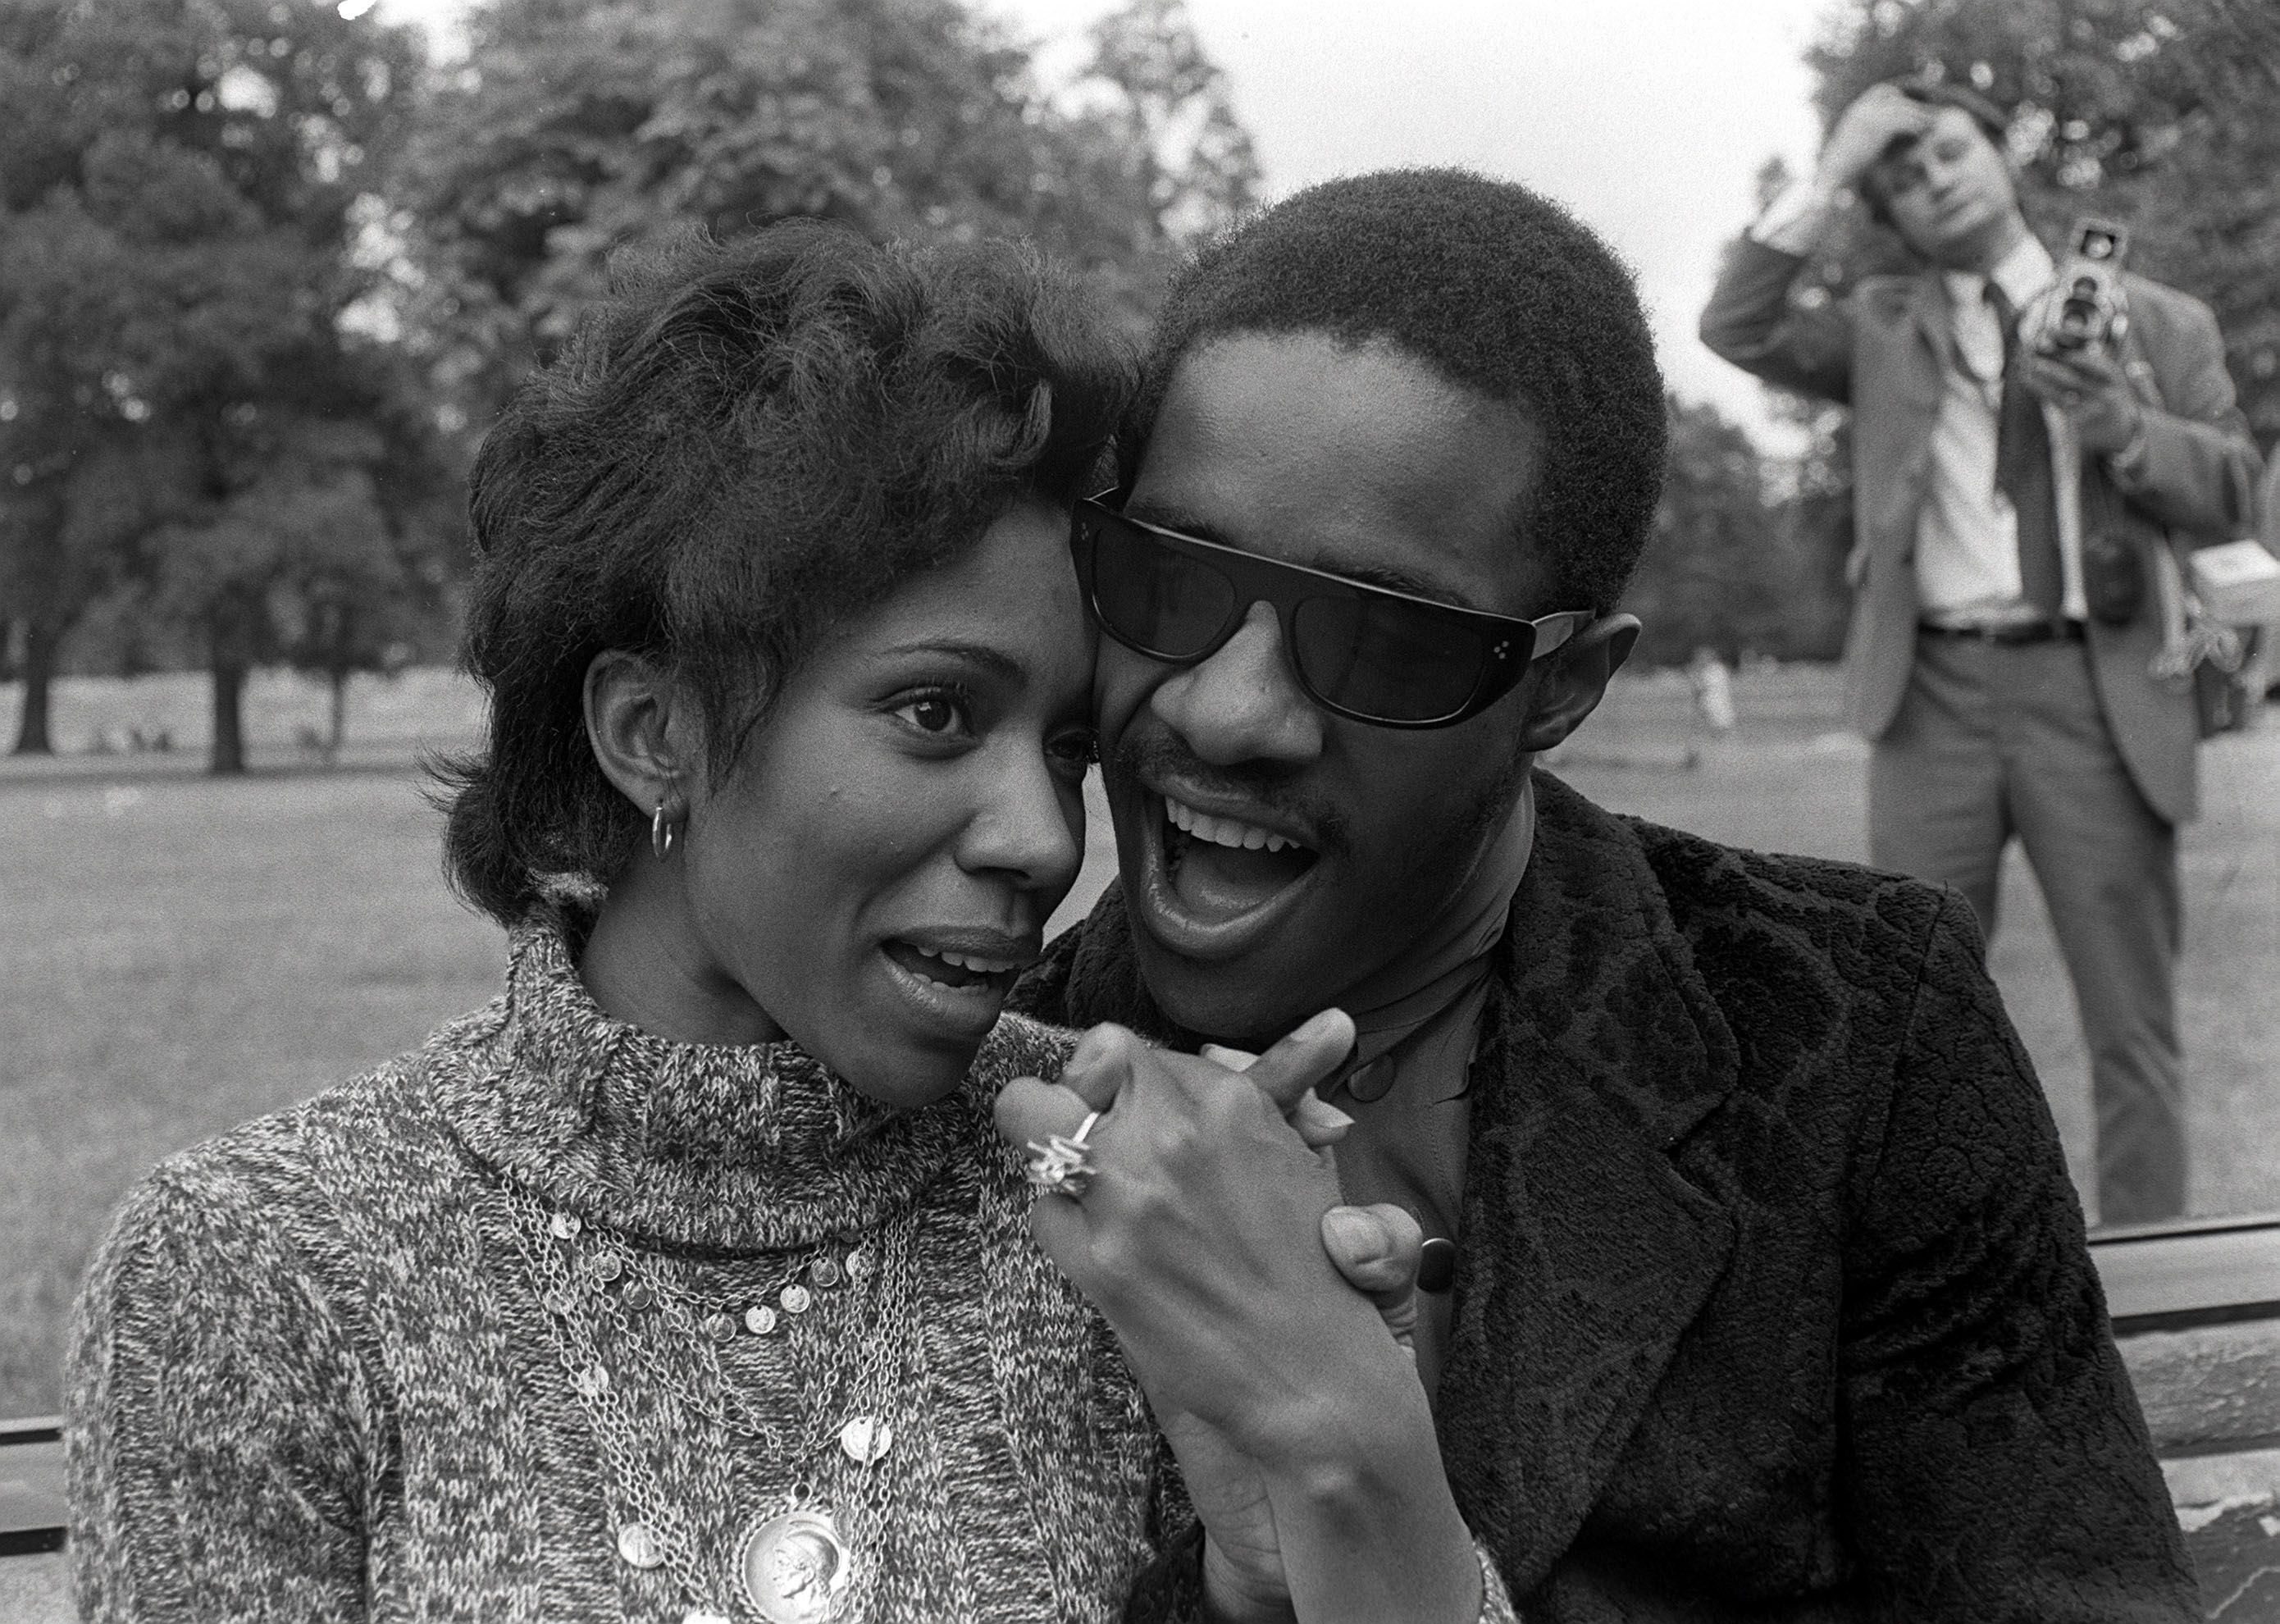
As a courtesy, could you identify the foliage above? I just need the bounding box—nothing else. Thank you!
[0,0,459,767]
[1624,395,1849,666]
[1716,0,2280,659]
[400,0,1261,421]
[1799,0,2280,442]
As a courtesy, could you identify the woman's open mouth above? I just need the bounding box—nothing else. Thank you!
[880,940,1025,995]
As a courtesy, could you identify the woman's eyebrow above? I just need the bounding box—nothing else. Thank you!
[872,640,1027,681]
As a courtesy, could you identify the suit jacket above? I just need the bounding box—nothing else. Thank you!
[1699,237,2260,823]
[1015,773,2199,1622]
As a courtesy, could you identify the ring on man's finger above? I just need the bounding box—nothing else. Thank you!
[1025,1111,1101,1198]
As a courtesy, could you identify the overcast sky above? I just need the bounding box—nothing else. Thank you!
[379,0,1840,450]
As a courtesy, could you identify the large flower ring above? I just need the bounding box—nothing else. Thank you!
[1024,1110,1101,1200]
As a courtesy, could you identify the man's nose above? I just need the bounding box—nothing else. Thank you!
[1147,600,1325,767]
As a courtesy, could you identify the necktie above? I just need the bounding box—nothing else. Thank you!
[1986,281,2063,618]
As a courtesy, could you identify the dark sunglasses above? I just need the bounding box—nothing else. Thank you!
[1069,498,1594,729]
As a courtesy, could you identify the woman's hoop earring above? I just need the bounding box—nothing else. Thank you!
[651,800,681,860]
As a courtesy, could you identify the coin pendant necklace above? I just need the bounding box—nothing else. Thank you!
[501,1178,915,1622]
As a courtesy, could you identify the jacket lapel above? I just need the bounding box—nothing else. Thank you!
[1435,773,1740,1594]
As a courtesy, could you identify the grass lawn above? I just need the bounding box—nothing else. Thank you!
[2,664,2275,1418]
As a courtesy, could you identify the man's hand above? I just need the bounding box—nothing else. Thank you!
[1195,1038,1426,1358]
[1817,82,1932,193]
[2021,343,2145,458]
[996,1016,1443,1617]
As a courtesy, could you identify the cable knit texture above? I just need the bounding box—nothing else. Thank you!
[66,911,1162,1622]
[1020,769,2200,1623]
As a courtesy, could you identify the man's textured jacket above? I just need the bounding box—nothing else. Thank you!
[1015,773,2198,1621]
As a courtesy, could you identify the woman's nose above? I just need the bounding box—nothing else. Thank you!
[956,745,1083,892]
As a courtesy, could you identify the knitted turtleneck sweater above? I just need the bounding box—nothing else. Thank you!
[65,915,1165,1622]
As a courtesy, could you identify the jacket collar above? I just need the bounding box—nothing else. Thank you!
[1047,772,1744,1589]
[1433,771,1740,1593]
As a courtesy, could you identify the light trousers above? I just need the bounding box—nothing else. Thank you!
[1868,631,2185,1225]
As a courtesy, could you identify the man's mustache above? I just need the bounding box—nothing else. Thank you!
[1106,729,1350,859]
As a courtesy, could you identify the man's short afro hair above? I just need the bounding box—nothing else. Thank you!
[1123,167,1667,612]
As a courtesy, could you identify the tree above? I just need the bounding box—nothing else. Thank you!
[0,0,455,769]
[401,0,1261,421]
[1800,0,2280,443]
[1712,0,2280,668]
[1624,395,1848,667]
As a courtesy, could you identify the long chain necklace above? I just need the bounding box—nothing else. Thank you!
[501,1182,923,1622]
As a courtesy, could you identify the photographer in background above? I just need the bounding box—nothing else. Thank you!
[1700,78,2261,1225]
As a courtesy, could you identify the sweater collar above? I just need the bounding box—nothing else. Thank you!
[432,910,977,1253]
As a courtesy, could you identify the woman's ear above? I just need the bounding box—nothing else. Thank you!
[1512,613,1639,755]
[584,650,699,825]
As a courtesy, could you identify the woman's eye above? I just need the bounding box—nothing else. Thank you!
[891,689,972,737]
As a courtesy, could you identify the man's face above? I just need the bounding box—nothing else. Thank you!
[1097,331,1560,1046]
[1871,105,2020,267]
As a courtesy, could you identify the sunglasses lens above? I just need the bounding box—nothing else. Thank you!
[1292,595,1497,722]
[1089,518,1239,659]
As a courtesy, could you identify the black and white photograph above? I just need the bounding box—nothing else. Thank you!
[3,0,2278,1617]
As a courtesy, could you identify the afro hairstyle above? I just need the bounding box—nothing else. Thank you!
[1121,167,1667,614]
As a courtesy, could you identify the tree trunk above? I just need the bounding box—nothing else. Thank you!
[10,620,58,755]
[209,658,248,775]
[326,666,349,763]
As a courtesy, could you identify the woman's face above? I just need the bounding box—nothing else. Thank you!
[676,499,1096,1107]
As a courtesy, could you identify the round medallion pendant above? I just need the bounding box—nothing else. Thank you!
[838,1414,893,1464]
[615,1521,666,1570]
[737,1508,855,1623]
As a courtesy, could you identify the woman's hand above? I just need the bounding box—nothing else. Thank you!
[997,1016,1475,1622]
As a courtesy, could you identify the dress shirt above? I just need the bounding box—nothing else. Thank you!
[1327,780,1534,1401]
[1749,187,2091,623]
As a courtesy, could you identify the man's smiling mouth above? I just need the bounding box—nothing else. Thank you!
[1159,793,1318,924]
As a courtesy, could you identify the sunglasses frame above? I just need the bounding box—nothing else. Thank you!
[1070,497,1595,729]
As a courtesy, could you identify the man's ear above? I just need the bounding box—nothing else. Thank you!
[585,650,699,821]
[1512,613,1639,755]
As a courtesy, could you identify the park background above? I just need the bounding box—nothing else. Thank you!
[2,0,2277,1423]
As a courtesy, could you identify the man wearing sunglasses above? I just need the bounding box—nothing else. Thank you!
[1008,169,2194,1622]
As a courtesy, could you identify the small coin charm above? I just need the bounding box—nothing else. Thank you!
[616,1521,667,1570]
[843,1246,871,1282]
[623,1281,655,1310]
[809,1254,843,1289]
[542,1285,577,1317]
[839,1415,893,1465]
[746,1304,779,1336]
[780,1283,813,1316]
[573,1362,610,1398]
[590,1252,624,1284]
[549,1211,582,1240]
[702,1312,738,1342]
[738,1506,855,1624]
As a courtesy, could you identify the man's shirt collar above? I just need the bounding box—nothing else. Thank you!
[1943,233,2057,315]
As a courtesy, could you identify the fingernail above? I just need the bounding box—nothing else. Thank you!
[1299,1097,1355,1131]
[1201,1042,1260,1072]
[1321,1207,1388,1263]
[1297,1008,1348,1042]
